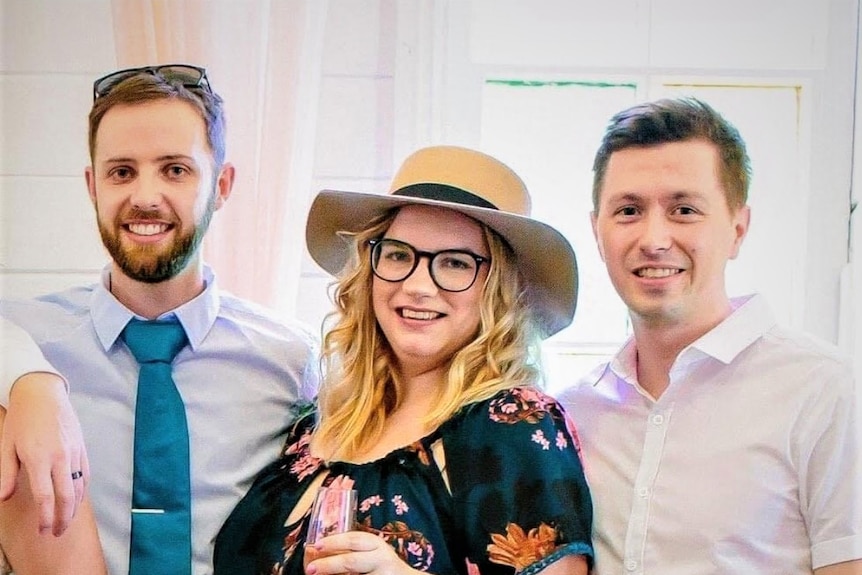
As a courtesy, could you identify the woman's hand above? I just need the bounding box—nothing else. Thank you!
[304,530,423,575]
[0,374,89,536]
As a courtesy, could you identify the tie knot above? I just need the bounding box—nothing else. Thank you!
[122,319,188,364]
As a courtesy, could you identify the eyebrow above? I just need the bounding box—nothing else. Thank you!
[382,237,487,255]
[607,190,707,204]
[102,154,197,164]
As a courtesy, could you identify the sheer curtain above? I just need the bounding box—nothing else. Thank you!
[109,0,328,317]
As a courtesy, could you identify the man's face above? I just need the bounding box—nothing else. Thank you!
[591,139,750,331]
[86,99,231,283]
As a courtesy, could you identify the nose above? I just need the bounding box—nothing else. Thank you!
[639,211,672,254]
[401,255,438,296]
[128,172,163,210]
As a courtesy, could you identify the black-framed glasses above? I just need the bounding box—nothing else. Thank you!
[93,64,211,101]
[369,238,490,293]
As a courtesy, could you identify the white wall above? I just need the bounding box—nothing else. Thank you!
[0,0,117,297]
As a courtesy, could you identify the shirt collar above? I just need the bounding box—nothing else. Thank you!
[605,294,776,385]
[689,294,776,364]
[89,264,221,352]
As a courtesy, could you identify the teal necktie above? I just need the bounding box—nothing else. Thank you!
[122,318,192,575]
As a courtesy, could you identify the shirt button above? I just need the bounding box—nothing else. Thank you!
[651,414,664,425]
[626,559,638,571]
[638,487,649,497]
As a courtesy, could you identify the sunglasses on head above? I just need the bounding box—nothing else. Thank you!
[92,64,211,101]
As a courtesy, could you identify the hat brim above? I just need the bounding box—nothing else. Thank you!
[305,189,578,336]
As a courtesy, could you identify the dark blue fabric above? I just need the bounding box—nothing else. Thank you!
[123,318,192,575]
[214,387,593,574]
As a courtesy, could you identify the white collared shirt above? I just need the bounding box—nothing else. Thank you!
[1,265,320,575]
[560,294,861,574]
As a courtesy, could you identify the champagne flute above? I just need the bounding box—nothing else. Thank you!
[303,486,358,570]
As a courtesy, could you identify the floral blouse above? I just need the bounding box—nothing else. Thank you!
[213,387,593,575]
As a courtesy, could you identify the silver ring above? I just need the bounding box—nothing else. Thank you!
[71,470,84,480]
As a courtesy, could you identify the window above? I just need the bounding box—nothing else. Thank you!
[479,78,808,392]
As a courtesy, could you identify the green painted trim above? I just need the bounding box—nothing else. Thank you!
[486,79,637,89]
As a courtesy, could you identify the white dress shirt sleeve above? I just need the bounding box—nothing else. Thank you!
[0,317,65,407]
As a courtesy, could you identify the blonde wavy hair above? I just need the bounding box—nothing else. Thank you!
[313,208,544,461]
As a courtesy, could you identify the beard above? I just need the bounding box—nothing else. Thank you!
[97,189,218,284]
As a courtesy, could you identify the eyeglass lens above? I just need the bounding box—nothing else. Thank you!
[371,239,485,292]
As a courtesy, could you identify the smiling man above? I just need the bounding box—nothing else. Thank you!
[0,65,319,575]
[561,97,861,575]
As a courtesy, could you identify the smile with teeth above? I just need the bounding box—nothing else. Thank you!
[401,308,442,320]
[126,223,171,236]
[636,267,682,278]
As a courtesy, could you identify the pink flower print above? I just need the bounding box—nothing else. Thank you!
[284,426,312,456]
[327,475,355,490]
[360,495,383,512]
[465,558,481,575]
[290,455,322,482]
[517,387,554,410]
[391,495,409,515]
[562,411,584,456]
[531,429,550,450]
[405,540,435,569]
[555,430,568,450]
[280,522,304,563]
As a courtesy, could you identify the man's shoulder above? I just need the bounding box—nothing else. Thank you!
[215,292,319,347]
[759,323,852,372]
[751,324,855,397]
[0,285,97,338]
[555,361,613,405]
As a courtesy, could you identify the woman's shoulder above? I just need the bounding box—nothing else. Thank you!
[446,386,570,437]
[462,386,565,420]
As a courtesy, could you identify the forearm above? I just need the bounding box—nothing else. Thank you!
[0,370,90,534]
[815,560,862,575]
[0,407,105,575]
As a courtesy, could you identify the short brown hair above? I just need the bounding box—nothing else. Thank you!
[88,72,227,167]
[592,97,751,212]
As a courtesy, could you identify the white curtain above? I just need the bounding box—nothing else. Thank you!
[110,0,328,317]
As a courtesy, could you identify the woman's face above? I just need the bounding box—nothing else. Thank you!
[372,205,490,379]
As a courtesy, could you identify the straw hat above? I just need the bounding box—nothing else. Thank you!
[305,145,578,336]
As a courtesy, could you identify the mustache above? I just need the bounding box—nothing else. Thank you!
[120,207,179,225]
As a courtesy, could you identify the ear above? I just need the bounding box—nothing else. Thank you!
[728,204,750,260]
[213,162,235,211]
[591,211,606,262]
[85,166,97,205]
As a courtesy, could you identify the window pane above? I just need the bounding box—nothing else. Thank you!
[480,79,639,347]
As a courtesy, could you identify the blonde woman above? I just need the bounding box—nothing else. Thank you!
[215,146,593,575]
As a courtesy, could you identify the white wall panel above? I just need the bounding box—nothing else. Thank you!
[294,274,336,337]
[0,75,93,176]
[649,0,828,69]
[0,0,116,72]
[323,0,396,76]
[313,76,394,178]
[0,176,103,270]
[469,0,648,67]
